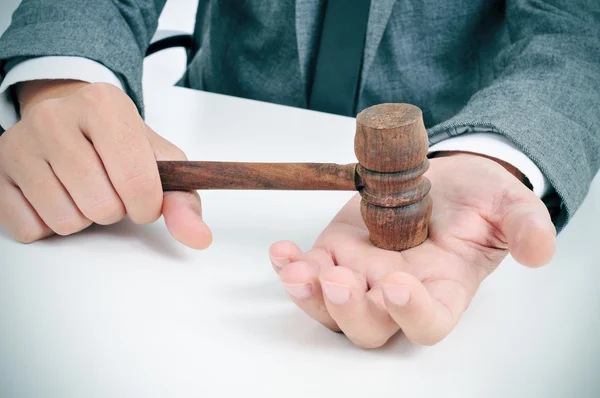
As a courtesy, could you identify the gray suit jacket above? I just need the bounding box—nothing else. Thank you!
[1,0,599,231]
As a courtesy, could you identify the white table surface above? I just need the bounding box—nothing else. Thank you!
[1,85,599,398]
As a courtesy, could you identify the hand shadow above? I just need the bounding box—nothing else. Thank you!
[0,217,188,262]
[221,278,422,357]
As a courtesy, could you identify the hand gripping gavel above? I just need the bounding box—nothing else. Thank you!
[157,103,432,251]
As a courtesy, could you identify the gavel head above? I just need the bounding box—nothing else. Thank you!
[354,103,432,251]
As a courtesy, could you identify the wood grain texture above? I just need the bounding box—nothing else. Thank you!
[158,161,358,191]
[360,195,432,251]
[355,103,429,172]
[354,103,432,251]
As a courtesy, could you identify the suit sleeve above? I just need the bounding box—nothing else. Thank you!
[427,0,600,231]
[0,0,168,117]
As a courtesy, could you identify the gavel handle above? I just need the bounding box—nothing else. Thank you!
[157,161,359,191]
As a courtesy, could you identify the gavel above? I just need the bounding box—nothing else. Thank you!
[157,103,432,251]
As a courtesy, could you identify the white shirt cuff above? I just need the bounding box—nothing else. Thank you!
[0,56,124,129]
[429,133,550,198]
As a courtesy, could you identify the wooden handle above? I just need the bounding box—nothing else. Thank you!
[158,161,358,191]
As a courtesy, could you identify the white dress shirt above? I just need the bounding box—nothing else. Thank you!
[0,56,550,198]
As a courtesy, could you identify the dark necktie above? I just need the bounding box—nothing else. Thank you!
[308,0,371,117]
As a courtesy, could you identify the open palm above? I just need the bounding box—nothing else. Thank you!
[269,154,556,348]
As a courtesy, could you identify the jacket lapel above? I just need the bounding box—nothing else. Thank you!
[360,0,397,93]
[295,0,321,81]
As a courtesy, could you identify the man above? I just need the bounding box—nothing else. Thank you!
[0,0,598,348]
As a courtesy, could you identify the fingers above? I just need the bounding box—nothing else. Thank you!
[8,157,92,236]
[381,272,468,345]
[162,190,212,249]
[0,177,53,243]
[269,240,303,270]
[272,238,400,348]
[274,242,400,348]
[0,82,204,246]
[497,191,556,267]
[68,84,211,249]
[146,128,213,250]
[319,266,399,349]
[269,240,335,272]
[278,260,339,331]
[279,260,468,347]
[44,129,126,225]
[273,241,471,347]
[72,83,163,224]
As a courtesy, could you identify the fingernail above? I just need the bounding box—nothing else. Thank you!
[322,282,351,305]
[271,256,290,268]
[284,283,312,299]
[383,284,411,306]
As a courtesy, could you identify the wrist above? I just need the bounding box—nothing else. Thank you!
[430,151,533,191]
[16,79,89,118]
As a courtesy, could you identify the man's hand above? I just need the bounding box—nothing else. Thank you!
[269,153,556,348]
[0,80,212,248]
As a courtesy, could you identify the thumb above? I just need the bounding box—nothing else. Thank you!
[147,128,213,250]
[497,186,556,268]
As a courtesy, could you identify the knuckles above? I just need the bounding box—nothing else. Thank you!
[120,168,160,198]
[0,182,48,244]
[1,98,70,159]
[83,197,126,225]
[50,215,93,237]
[118,168,162,224]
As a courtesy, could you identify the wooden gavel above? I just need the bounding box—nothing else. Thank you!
[157,103,432,251]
